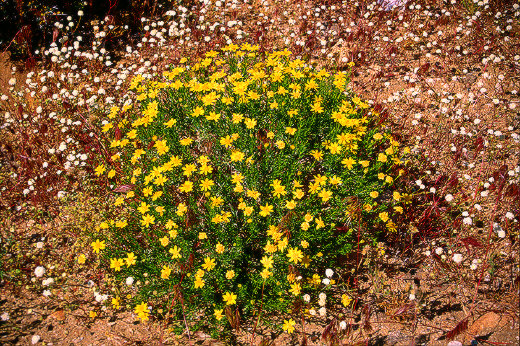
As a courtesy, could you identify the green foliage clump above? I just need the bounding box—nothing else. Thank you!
[92,43,407,335]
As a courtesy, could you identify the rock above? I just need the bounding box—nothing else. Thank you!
[463,312,510,343]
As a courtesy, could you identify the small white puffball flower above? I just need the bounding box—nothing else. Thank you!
[322,278,330,285]
[325,268,334,277]
[303,294,310,303]
[435,247,443,255]
[463,217,473,225]
[318,307,327,317]
[43,289,52,297]
[34,266,45,278]
[31,335,41,344]
[445,194,454,202]
[318,292,326,300]
[339,321,347,330]
[36,241,44,249]
[126,277,134,286]
[453,253,463,264]
[309,308,316,316]
[78,10,84,16]
[1,312,9,321]
[498,230,506,238]
[42,278,54,286]
[409,293,416,300]
[505,212,515,220]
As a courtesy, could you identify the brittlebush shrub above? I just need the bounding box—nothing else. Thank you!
[91,43,407,335]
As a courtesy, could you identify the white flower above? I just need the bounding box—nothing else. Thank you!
[303,294,310,303]
[43,290,51,297]
[325,268,334,277]
[435,247,443,255]
[339,321,347,330]
[0,312,9,321]
[42,278,54,286]
[505,212,515,220]
[31,335,41,344]
[78,10,84,16]
[34,266,46,278]
[445,194,454,202]
[498,230,506,238]
[322,278,330,285]
[318,292,326,300]
[453,253,463,264]
[318,307,327,317]
[463,217,473,225]
[126,277,134,286]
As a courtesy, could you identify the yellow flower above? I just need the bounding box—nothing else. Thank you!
[300,240,309,248]
[260,269,272,279]
[179,180,194,193]
[91,239,105,254]
[169,245,182,259]
[216,243,225,254]
[134,302,149,321]
[110,258,124,271]
[341,294,352,307]
[282,319,296,334]
[77,254,86,264]
[289,283,301,296]
[226,270,235,279]
[89,310,97,319]
[373,133,383,140]
[214,309,223,320]
[232,113,244,123]
[370,191,379,199]
[182,163,197,177]
[379,212,389,222]
[161,265,172,279]
[112,297,120,310]
[176,203,187,216]
[271,179,287,197]
[155,206,165,216]
[246,189,261,199]
[377,153,388,163]
[180,137,193,146]
[95,165,106,176]
[318,189,333,202]
[125,252,137,266]
[286,247,303,263]
[159,236,169,247]
[285,127,297,135]
[244,118,257,129]
[285,200,297,209]
[259,203,274,217]
[275,140,285,149]
[199,232,208,240]
[202,257,216,271]
[341,157,356,169]
[141,214,155,227]
[230,150,245,162]
[261,255,274,269]
[223,291,237,305]
[200,178,215,191]
[394,206,403,214]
